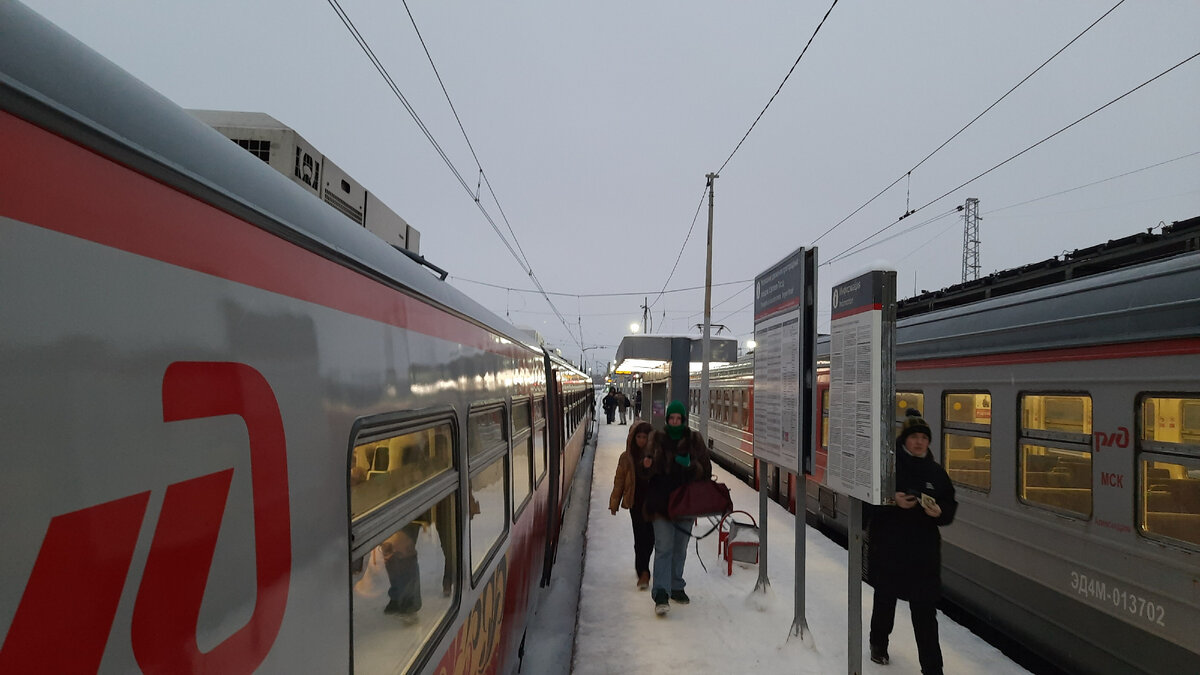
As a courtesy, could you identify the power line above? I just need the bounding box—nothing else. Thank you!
[717,0,840,174]
[452,275,754,298]
[820,49,1200,268]
[325,0,582,350]
[648,186,710,310]
[823,208,960,265]
[987,149,1200,214]
[811,0,1128,246]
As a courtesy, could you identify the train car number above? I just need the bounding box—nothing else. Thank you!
[1069,571,1166,627]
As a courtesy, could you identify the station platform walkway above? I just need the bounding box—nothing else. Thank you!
[558,419,1030,674]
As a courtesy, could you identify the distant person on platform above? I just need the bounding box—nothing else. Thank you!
[602,388,616,424]
[634,390,643,419]
[609,421,655,590]
[867,409,957,675]
[616,391,630,424]
[643,401,711,616]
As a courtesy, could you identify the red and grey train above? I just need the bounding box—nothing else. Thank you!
[0,3,593,673]
[691,219,1200,674]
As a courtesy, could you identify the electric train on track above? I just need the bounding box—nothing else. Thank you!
[0,3,594,673]
[690,218,1200,674]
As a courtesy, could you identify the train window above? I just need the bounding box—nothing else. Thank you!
[1141,396,1200,450]
[821,389,830,449]
[351,425,454,520]
[1138,456,1200,549]
[942,392,991,492]
[1019,393,1093,518]
[534,424,547,482]
[468,456,508,579]
[351,491,459,675]
[468,407,508,461]
[349,414,460,674]
[895,391,926,437]
[1137,396,1200,550]
[1022,394,1093,438]
[512,400,533,515]
[513,399,531,434]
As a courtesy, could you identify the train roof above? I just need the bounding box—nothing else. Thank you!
[0,3,571,368]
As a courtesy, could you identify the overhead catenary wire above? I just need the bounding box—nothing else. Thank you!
[818,49,1200,270]
[717,0,840,174]
[811,0,1128,246]
[648,187,710,311]
[452,275,754,298]
[325,0,583,350]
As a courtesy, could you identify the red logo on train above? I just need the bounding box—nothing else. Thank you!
[0,362,292,673]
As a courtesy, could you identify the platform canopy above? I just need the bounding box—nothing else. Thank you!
[613,334,738,374]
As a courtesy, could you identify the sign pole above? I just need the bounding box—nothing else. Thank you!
[848,497,863,675]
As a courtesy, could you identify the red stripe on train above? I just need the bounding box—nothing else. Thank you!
[0,111,525,357]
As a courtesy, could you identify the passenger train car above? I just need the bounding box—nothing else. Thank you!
[0,3,592,673]
[692,218,1200,674]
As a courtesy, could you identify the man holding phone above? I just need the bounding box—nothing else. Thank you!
[867,409,958,675]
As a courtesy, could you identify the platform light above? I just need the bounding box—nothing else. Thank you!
[630,322,640,333]
[746,339,757,351]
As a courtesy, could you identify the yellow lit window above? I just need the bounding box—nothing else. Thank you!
[1140,458,1200,549]
[351,425,453,520]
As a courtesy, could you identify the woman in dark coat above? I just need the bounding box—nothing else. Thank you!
[643,401,712,616]
[868,409,957,675]
[609,421,655,589]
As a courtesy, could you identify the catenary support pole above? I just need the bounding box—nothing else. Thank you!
[699,173,717,442]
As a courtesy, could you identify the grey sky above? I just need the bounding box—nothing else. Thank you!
[22,0,1200,371]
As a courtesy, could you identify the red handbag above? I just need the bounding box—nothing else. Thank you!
[668,478,733,519]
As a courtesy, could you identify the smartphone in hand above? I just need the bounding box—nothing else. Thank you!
[919,493,937,510]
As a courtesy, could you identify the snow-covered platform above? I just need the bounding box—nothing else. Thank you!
[565,420,1030,674]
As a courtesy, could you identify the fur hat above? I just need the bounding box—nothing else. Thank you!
[898,408,932,444]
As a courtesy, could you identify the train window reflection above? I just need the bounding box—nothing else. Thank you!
[351,425,453,520]
[1139,458,1200,549]
[1020,444,1092,517]
[469,457,508,577]
[351,492,458,674]
[469,407,508,460]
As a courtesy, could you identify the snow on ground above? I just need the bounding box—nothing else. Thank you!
[564,420,1030,674]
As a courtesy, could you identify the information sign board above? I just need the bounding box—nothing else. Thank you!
[825,270,896,504]
[752,248,816,474]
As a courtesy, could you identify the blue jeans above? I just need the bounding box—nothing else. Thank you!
[651,517,693,593]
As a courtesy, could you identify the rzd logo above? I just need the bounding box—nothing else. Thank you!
[0,362,292,674]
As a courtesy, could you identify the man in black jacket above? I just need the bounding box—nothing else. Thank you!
[867,409,957,675]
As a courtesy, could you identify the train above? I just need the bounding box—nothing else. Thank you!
[690,217,1200,674]
[0,3,593,673]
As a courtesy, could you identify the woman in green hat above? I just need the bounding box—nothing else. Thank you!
[642,400,712,616]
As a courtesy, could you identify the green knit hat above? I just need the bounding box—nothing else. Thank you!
[666,400,687,419]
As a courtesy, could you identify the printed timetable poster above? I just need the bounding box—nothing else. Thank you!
[826,270,896,504]
[753,248,814,473]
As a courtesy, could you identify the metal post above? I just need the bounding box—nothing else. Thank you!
[848,497,863,675]
[756,460,770,591]
[699,172,717,441]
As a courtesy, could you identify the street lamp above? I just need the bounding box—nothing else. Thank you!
[630,322,640,333]
[746,339,757,351]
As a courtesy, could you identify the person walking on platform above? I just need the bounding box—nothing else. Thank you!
[634,390,642,419]
[609,421,655,590]
[602,388,616,424]
[616,391,630,424]
[867,409,957,675]
[643,401,712,616]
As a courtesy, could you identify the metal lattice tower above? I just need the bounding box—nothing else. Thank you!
[962,197,981,282]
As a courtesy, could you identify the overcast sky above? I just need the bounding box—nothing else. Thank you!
[22,0,1200,371]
